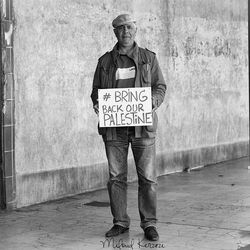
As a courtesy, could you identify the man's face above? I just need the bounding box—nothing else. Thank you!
[114,23,137,48]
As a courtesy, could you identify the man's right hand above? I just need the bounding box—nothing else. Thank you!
[93,103,99,115]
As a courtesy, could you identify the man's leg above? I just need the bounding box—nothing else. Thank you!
[131,136,158,234]
[104,131,130,231]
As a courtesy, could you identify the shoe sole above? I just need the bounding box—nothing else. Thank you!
[105,227,129,237]
[145,236,159,241]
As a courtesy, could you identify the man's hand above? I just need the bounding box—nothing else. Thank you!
[152,96,157,112]
[93,103,99,115]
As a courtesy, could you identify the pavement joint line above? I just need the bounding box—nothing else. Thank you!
[158,221,250,232]
[59,217,250,234]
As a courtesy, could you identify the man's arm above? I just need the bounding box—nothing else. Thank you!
[91,63,101,114]
[150,55,166,110]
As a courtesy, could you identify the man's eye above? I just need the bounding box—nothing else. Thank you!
[117,25,133,31]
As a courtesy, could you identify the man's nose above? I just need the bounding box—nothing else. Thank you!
[123,26,129,32]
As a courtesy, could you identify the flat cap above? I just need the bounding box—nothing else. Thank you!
[112,14,136,28]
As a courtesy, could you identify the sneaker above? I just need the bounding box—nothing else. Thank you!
[144,226,159,241]
[105,225,129,237]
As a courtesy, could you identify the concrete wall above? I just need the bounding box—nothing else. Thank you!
[13,0,248,207]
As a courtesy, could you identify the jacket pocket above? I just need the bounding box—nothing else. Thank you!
[98,123,106,135]
[100,66,109,88]
[145,112,158,132]
[141,63,151,85]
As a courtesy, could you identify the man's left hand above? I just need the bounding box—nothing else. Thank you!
[152,96,157,112]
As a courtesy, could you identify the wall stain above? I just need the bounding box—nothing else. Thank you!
[238,244,250,250]
[183,36,234,59]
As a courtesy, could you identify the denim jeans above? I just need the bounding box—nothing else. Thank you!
[103,127,157,230]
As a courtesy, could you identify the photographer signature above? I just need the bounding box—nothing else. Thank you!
[100,237,166,249]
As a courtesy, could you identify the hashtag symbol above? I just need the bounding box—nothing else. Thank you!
[103,93,111,101]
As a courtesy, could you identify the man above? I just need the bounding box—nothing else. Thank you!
[91,14,166,241]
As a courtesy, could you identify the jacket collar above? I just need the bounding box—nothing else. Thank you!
[111,42,140,65]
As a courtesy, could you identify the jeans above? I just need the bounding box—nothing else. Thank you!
[103,127,157,229]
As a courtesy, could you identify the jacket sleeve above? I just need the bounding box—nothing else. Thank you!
[150,55,166,109]
[91,62,101,106]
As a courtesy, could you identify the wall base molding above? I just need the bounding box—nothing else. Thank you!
[16,140,249,208]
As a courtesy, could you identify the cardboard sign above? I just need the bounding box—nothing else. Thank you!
[98,87,152,127]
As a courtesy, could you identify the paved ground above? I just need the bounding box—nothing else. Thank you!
[0,157,250,250]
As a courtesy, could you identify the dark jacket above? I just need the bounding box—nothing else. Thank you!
[91,42,166,140]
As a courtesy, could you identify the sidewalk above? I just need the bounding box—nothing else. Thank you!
[0,157,250,250]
